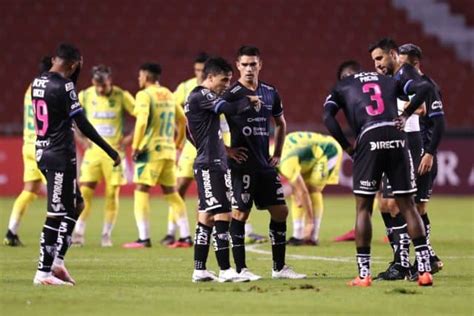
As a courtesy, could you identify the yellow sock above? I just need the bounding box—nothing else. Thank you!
[310,192,324,240]
[8,191,37,234]
[290,195,305,239]
[167,206,177,236]
[134,190,150,240]
[75,186,95,235]
[164,192,190,238]
[103,185,120,236]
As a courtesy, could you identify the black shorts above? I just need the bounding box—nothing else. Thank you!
[231,168,286,211]
[41,166,82,217]
[382,132,422,198]
[353,125,416,196]
[194,166,232,214]
[415,154,437,203]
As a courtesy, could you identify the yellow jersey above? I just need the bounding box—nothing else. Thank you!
[174,77,198,107]
[79,85,135,153]
[133,84,176,160]
[23,85,36,146]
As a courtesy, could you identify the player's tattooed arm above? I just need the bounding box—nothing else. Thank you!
[225,146,248,164]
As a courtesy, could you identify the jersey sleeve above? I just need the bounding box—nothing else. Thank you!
[323,86,344,110]
[122,90,136,116]
[272,90,284,117]
[134,90,151,117]
[396,64,422,95]
[426,89,445,118]
[64,81,83,117]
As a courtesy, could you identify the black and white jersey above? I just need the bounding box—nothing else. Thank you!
[185,86,228,169]
[31,72,83,170]
[324,72,405,138]
[222,81,283,170]
[420,75,445,150]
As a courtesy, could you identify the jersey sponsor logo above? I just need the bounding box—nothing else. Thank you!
[201,169,219,206]
[242,126,269,136]
[65,82,75,91]
[32,78,49,88]
[35,139,50,147]
[71,102,81,111]
[431,100,443,110]
[32,89,45,98]
[35,149,43,161]
[359,179,377,190]
[51,202,66,213]
[247,117,266,123]
[69,90,78,100]
[92,111,117,119]
[369,140,405,151]
[52,172,64,204]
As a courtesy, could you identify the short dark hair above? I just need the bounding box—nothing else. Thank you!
[139,63,162,81]
[92,64,112,82]
[194,52,210,64]
[203,57,233,78]
[237,45,261,58]
[337,60,362,80]
[368,37,398,54]
[56,43,81,62]
[39,56,52,74]
[399,43,422,59]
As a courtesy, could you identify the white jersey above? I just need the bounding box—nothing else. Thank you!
[397,98,420,132]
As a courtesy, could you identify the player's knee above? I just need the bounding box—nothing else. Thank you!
[416,202,427,215]
[232,209,249,222]
[269,205,288,222]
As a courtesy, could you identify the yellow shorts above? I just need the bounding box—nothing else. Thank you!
[177,140,197,179]
[23,144,45,183]
[79,148,127,186]
[134,158,177,187]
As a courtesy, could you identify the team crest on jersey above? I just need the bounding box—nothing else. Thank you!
[65,82,74,91]
[70,90,78,100]
[241,193,251,204]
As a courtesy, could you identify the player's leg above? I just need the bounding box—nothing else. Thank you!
[101,184,120,247]
[72,182,96,246]
[307,186,324,245]
[287,193,305,246]
[192,210,216,282]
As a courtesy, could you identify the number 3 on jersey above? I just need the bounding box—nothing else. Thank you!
[362,83,385,116]
[32,99,49,136]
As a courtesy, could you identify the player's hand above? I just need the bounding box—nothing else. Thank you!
[418,153,433,175]
[226,147,248,163]
[132,148,146,162]
[268,155,280,167]
[394,114,408,130]
[247,95,262,110]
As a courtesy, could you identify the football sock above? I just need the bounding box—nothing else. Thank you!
[194,222,211,270]
[269,220,286,271]
[356,247,371,278]
[381,212,395,251]
[310,192,324,241]
[290,195,304,239]
[230,218,246,272]
[213,220,231,270]
[8,190,38,234]
[103,185,119,237]
[38,216,61,272]
[134,190,150,240]
[167,206,177,236]
[56,215,78,260]
[413,237,432,273]
[392,213,411,269]
[421,213,437,258]
[74,186,95,235]
[164,192,190,238]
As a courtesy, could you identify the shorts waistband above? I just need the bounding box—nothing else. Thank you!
[358,121,396,142]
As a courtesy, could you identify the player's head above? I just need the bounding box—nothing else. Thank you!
[39,56,52,75]
[194,52,209,84]
[53,43,83,81]
[138,63,162,88]
[337,60,362,80]
[398,43,422,69]
[369,37,399,75]
[91,65,113,96]
[236,45,262,84]
[202,57,233,95]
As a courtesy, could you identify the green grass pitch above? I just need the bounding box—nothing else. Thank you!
[1,195,473,315]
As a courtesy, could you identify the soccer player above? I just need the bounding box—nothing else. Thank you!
[186,57,257,282]
[323,60,434,287]
[369,38,443,280]
[71,65,135,247]
[280,132,343,246]
[32,43,120,285]
[122,63,189,249]
[398,43,445,279]
[224,46,306,281]
[3,56,52,247]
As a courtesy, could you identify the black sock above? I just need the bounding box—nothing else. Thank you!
[38,217,61,272]
[230,219,246,273]
[6,229,16,238]
[356,247,371,278]
[413,236,432,273]
[269,220,286,271]
[56,215,78,260]
[194,222,211,270]
[213,221,231,270]
[421,213,437,258]
[381,213,395,251]
[392,213,411,269]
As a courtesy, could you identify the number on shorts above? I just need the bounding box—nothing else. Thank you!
[362,83,385,116]
[243,174,251,190]
[32,99,49,136]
